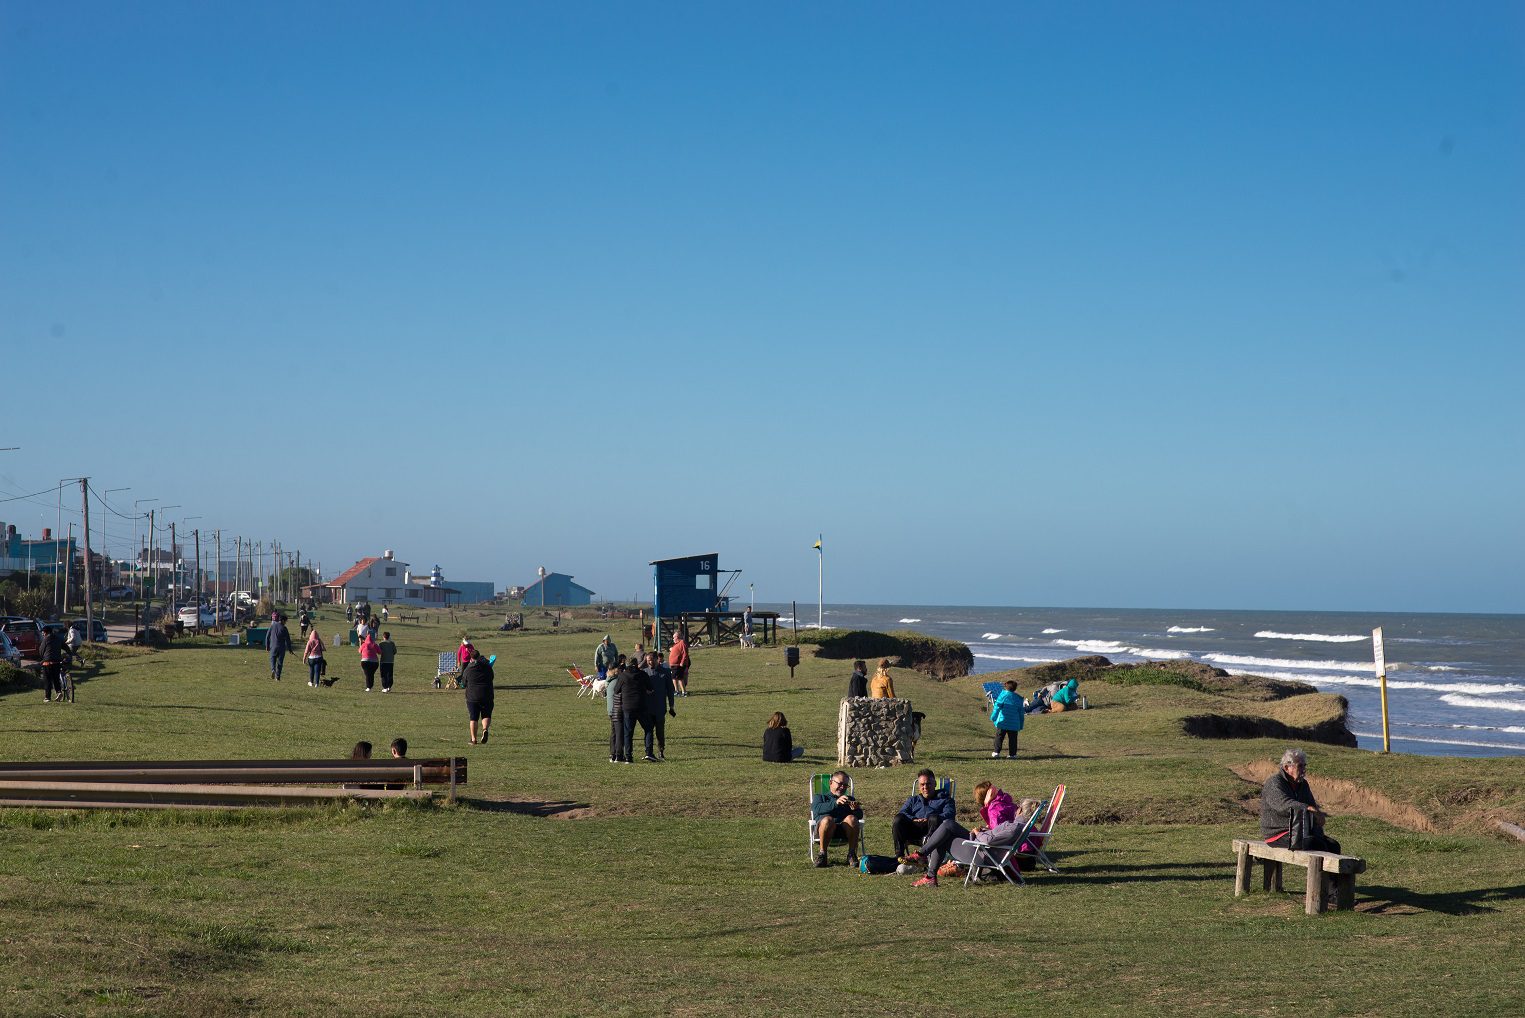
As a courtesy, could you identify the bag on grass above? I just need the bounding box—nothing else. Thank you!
[937,861,965,879]
[858,854,898,875]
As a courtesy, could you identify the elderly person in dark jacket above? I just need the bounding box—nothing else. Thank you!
[1260,748,1340,853]
[460,648,495,746]
[893,768,957,859]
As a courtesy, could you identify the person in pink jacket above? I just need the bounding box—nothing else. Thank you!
[912,781,1021,888]
[359,632,381,692]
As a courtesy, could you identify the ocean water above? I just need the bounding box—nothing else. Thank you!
[766,604,1525,759]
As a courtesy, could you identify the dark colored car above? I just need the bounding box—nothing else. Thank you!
[1,619,45,659]
[65,619,109,642]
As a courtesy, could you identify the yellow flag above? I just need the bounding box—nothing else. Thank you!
[813,538,822,550]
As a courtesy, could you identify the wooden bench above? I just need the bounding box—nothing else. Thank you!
[398,614,420,622]
[1232,838,1366,914]
[0,758,468,810]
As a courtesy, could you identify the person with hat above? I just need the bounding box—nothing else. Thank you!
[594,634,618,681]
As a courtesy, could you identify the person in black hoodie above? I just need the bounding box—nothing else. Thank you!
[847,660,869,698]
[762,711,799,762]
[638,654,677,762]
[460,648,495,746]
[266,613,292,681]
[38,627,70,703]
[615,661,644,763]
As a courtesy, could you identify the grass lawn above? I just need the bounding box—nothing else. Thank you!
[3,607,1522,1016]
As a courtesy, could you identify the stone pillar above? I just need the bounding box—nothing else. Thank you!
[837,697,914,767]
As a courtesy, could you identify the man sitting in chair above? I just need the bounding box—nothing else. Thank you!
[893,768,955,861]
[1260,747,1341,854]
[811,770,863,868]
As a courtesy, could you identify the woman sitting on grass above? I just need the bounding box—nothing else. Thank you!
[762,712,803,762]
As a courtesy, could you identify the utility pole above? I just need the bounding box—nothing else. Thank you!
[193,528,201,627]
[81,479,95,641]
[147,509,155,605]
[169,522,177,617]
[64,522,74,614]
[214,529,222,610]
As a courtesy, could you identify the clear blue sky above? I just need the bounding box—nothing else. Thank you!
[2,2,1521,612]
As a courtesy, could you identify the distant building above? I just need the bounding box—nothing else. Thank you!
[0,522,76,577]
[323,551,457,605]
[520,571,596,607]
[425,564,495,605]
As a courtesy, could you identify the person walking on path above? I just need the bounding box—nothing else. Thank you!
[266,613,292,682]
[594,634,618,681]
[359,630,381,691]
[668,629,691,697]
[638,653,677,761]
[304,629,326,687]
[847,660,869,698]
[989,679,1025,759]
[460,647,495,745]
[870,658,896,698]
[378,631,397,693]
[38,625,70,703]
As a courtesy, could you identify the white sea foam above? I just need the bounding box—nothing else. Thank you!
[1205,653,1369,673]
[899,618,922,623]
[1041,628,1065,634]
[1351,731,1525,752]
[1053,639,1130,654]
[974,652,1066,664]
[982,633,1004,640]
[1052,638,1191,661]
[1440,694,1525,713]
[1167,626,1215,634]
[1255,630,1367,643]
[1220,667,1525,696]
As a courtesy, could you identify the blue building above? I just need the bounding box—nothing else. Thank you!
[0,523,76,577]
[520,571,596,607]
[650,553,721,617]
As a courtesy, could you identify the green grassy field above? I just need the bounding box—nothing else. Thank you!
[3,607,1522,1016]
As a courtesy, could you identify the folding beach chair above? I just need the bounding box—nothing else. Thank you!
[568,664,596,697]
[1011,783,1066,873]
[900,774,955,856]
[953,800,1048,888]
[808,772,868,861]
[981,681,1004,711]
[433,651,459,689]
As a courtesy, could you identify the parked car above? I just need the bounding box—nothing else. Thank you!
[65,618,109,643]
[177,606,216,629]
[0,630,19,665]
[1,619,44,659]
[103,585,136,600]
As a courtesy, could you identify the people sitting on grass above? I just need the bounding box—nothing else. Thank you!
[893,768,956,860]
[811,770,862,868]
[1050,678,1081,712]
[1260,747,1341,853]
[989,679,1025,758]
[762,711,803,762]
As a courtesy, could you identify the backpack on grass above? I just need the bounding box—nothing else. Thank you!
[858,854,898,875]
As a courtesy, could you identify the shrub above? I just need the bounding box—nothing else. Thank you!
[792,628,974,680]
[12,588,54,620]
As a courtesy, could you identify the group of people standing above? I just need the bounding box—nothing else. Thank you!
[263,609,397,691]
[597,634,680,763]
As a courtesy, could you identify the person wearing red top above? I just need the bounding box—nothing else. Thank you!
[359,632,381,692]
[667,630,691,697]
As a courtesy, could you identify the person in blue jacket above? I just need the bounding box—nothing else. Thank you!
[893,768,956,860]
[990,679,1026,758]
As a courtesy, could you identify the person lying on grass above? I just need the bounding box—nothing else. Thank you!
[811,770,862,868]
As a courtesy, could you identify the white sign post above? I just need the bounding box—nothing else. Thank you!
[1373,627,1390,753]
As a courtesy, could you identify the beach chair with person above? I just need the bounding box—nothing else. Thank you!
[1011,784,1067,873]
[951,802,1049,888]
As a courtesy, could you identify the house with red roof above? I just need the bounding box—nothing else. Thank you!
[318,550,457,606]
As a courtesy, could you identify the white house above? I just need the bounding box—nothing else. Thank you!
[324,550,457,605]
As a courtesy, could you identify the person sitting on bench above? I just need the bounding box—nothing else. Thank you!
[1260,747,1341,853]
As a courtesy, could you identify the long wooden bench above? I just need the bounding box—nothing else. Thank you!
[0,758,467,810]
[1232,838,1366,914]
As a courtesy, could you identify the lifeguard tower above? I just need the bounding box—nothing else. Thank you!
[650,552,777,649]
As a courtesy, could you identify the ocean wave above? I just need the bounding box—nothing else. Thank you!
[1053,639,1129,654]
[982,633,1004,640]
[1204,653,1370,673]
[1222,668,1525,695]
[1051,638,1191,661]
[1440,694,1525,713]
[899,618,922,623]
[1255,630,1367,643]
[1167,626,1215,634]
[1041,628,1065,634]
[1352,730,1525,752]
[974,652,1067,664]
